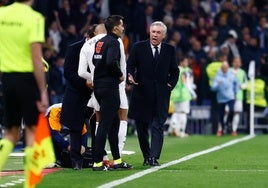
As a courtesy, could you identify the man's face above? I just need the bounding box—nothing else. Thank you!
[222,63,229,73]
[150,25,166,46]
[114,20,124,37]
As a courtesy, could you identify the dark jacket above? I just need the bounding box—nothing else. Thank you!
[93,32,123,89]
[127,40,179,123]
[60,39,92,132]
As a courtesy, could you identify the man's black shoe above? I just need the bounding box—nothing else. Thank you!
[143,158,150,166]
[150,157,160,166]
[112,161,133,170]
[92,164,110,171]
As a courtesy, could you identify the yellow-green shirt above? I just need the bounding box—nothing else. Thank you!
[246,78,267,107]
[0,2,45,72]
[206,61,222,86]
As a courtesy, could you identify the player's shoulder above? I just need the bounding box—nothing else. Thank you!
[88,34,106,46]
[45,103,62,116]
[19,3,44,20]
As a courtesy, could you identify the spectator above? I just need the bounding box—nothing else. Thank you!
[48,56,66,105]
[203,35,219,62]
[173,14,192,52]
[240,36,262,73]
[116,0,146,51]
[231,12,245,38]
[251,16,268,56]
[154,0,176,21]
[200,0,220,19]
[143,3,155,40]
[240,2,256,29]
[60,23,80,56]
[221,29,240,64]
[214,0,235,28]
[260,54,268,80]
[215,15,232,45]
[189,0,207,22]
[74,1,93,36]
[57,0,75,30]
[188,39,207,104]
[48,21,62,55]
[43,46,56,66]
[163,14,174,41]
[192,16,212,45]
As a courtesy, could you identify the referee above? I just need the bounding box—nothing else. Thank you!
[0,0,48,180]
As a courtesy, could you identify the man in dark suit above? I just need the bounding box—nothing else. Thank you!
[127,21,179,166]
[60,33,94,170]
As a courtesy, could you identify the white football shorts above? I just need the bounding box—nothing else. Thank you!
[173,101,190,114]
[225,100,243,112]
[87,82,128,111]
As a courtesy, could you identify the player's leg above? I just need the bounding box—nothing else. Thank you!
[0,127,20,171]
[118,84,128,155]
[118,108,128,155]
[232,100,242,136]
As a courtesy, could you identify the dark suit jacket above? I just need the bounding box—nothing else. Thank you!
[60,39,92,132]
[127,40,179,123]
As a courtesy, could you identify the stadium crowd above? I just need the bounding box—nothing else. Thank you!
[1,0,268,134]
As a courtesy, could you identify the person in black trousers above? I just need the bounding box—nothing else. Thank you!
[92,15,132,171]
[127,21,179,166]
[60,31,94,170]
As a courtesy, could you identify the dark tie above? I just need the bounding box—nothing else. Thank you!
[154,46,159,61]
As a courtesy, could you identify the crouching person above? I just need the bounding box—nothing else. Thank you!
[46,103,93,168]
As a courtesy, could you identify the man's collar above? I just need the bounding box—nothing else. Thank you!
[108,32,119,39]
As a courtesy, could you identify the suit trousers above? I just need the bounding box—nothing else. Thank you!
[136,116,164,160]
[94,87,120,163]
[70,130,83,165]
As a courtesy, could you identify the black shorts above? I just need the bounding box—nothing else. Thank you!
[2,73,40,128]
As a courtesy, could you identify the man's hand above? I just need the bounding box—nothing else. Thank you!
[86,80,93,90]
[80,146,86,154]
[119,75,124,83]
[128,73,138,85]
[36,90,49,113]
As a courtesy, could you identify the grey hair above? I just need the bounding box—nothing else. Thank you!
[150,21,167,35]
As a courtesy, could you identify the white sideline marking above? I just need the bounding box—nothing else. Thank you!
[98,135,255,188]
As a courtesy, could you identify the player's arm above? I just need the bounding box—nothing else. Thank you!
[118,38,126,80]
[78,43,92,81]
